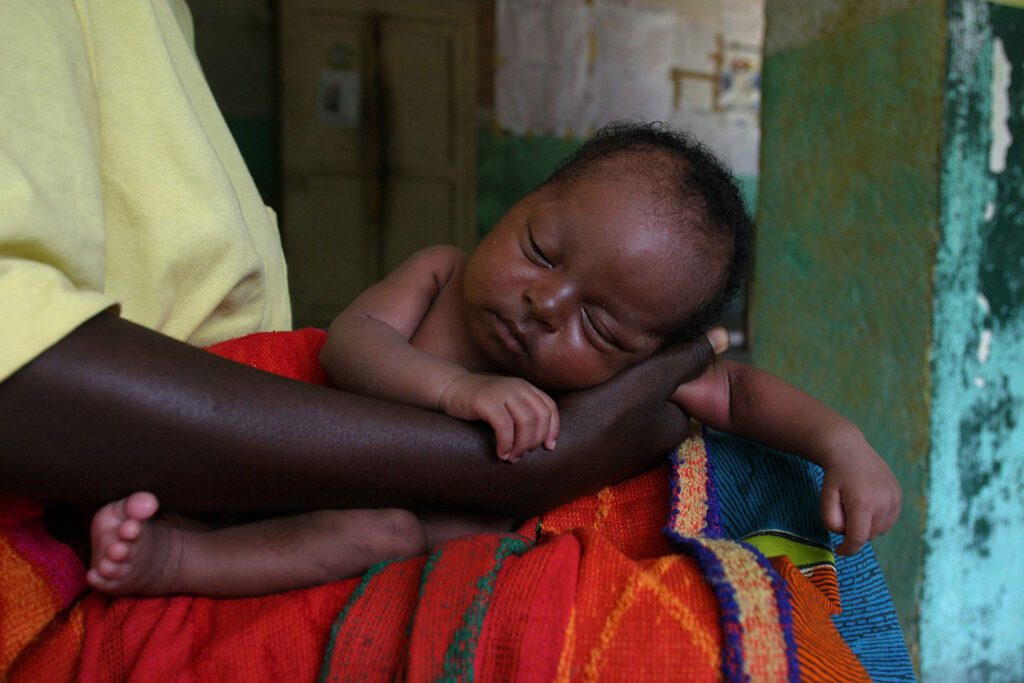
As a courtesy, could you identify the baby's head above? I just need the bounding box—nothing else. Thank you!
[463,121,754,390]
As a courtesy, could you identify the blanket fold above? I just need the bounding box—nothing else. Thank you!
[0,328,907,681]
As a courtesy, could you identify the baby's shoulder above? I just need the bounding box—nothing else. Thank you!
[398,245,467,293]
[413,244,468,267]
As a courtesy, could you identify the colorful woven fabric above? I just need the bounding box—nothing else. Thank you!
[704,428,916,681]
[0,328,902,681]
[0,496,87,676]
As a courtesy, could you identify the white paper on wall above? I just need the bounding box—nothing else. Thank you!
[318,69,361,128]
[722,0,765,48]
[495,0,590,135]
[585,2,675,127]
[495,0,764,176]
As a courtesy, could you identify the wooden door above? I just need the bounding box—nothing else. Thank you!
[280,0,478,327]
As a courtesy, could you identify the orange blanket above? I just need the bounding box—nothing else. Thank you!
[1,329,867,681]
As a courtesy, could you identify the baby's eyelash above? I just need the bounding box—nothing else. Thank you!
[528,229,551,265]
[583,308,618,349]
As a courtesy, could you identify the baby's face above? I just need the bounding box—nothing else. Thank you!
[462,170,718,390]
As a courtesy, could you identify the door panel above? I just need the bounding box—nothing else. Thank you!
[281,1,477,328]
[280,14,373,173]
[381,21,456,170]
[284,175,375,325]
[383,177,454,273]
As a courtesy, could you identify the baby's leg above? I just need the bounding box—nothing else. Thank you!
[419,512,516,548]
[88,493,427,597]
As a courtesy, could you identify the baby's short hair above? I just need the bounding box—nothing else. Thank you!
[543,121,755,344]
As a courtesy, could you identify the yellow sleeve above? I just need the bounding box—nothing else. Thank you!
[0,1,116,382]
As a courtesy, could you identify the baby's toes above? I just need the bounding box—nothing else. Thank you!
[96,556,131,580]
[123,492,159,521]
[105,540,133,563]
[86,568,111,590]
[86,568,127,593]
[118,518,143,542]
[97,552,136,581]
[91,501,127,537]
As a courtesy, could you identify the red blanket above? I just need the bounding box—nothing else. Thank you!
[1,329,867,681]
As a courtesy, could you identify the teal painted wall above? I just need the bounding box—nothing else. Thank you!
[923,1,1024,679]
[755,1,945,660]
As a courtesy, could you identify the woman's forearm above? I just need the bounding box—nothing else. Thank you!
[0,313,711,518]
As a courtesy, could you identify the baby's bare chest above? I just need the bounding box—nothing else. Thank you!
[409,275,490,372]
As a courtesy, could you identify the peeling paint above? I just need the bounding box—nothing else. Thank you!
[925,1,1024,680]
[978,328,993,362]
[989,37,1012,172]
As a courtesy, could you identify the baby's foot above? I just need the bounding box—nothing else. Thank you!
[87,492,181,596]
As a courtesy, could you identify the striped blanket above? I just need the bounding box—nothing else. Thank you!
[0,329,913,681]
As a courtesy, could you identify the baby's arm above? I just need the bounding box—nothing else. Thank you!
[672,360,901,555]
[321,245,557,461]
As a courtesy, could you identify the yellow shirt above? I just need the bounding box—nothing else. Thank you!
[0,0,292,382]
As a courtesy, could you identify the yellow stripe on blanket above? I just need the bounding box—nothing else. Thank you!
[742,532,835,569]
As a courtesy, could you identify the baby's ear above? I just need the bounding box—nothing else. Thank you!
[706,327,729,355]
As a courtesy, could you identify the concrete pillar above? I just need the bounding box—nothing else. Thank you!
[756,1,1023,678]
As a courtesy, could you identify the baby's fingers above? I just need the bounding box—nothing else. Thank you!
[504,395,550,462]
[874,495,901,539]
[882,484,903,535]
[836,506,871,556]
[820,486,845,536]
[485,409,516,461]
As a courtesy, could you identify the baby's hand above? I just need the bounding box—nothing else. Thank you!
[439,373,559,462]
[820,433,902,555]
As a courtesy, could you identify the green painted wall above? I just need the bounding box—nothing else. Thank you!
[923,1,1024,679]
[759,0,1024,677]
[755,1,945,661]
[225,117,280,209]
[190,0,279,207]
[476,128,580,237]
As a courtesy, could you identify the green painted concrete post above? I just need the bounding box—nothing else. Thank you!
[757,1,1024,678]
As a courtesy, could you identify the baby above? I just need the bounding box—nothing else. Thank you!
[87,122,900,597]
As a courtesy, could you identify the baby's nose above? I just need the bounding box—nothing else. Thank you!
[525,277,576,332]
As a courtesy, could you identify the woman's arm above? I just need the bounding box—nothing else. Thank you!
[0,312,716,518]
